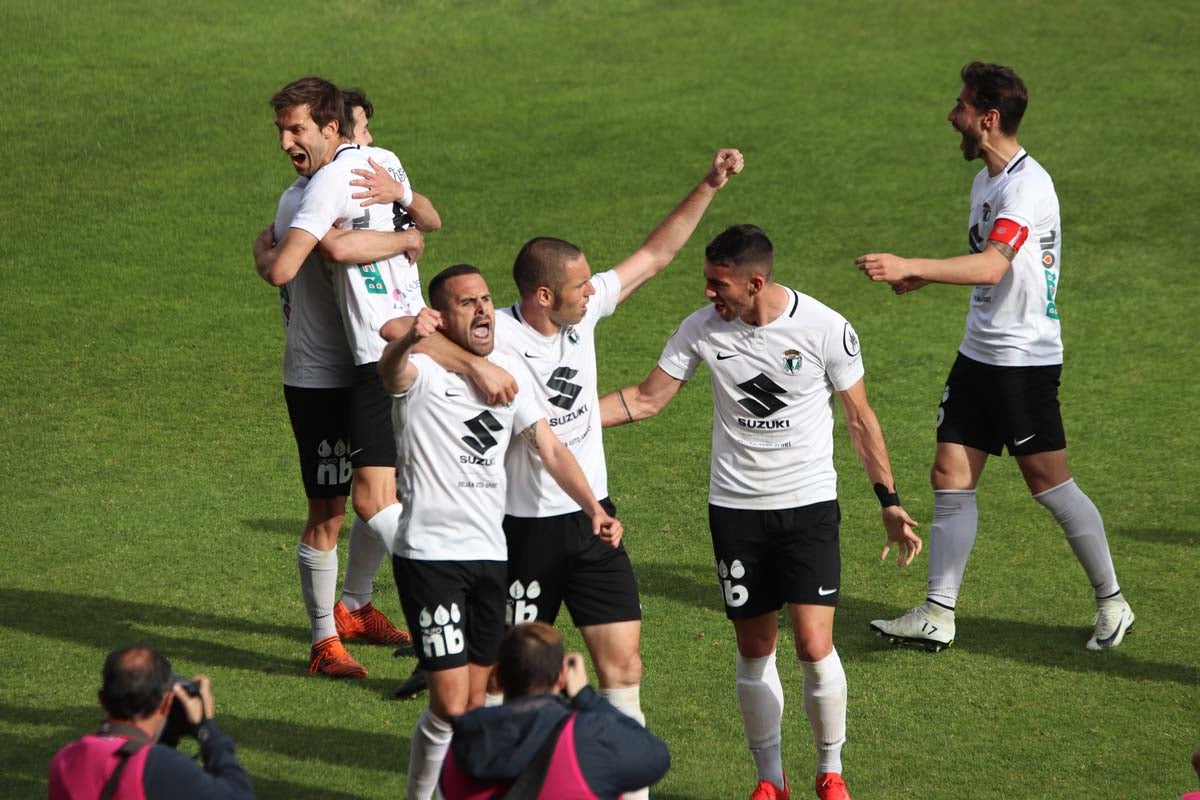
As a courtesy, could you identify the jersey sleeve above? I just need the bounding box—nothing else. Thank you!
[657,313,702,381]
[589,269,622,321]
[825,317,865,392]
[993,174,1039,230]
[289,166,352,240]
[393,353,432,398]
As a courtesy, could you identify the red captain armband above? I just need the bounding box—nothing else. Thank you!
[987,217,1030,252]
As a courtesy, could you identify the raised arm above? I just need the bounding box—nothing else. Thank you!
[254,226,321,287]
[612,149,744,305]
[379,318,518,405]
[317,227,425,266]
[836,378,922,566]
[350,157,442,231]
[599,367,685,427]
[855,242,1013,290]
[525,419,623,546]
[378,308,440,394]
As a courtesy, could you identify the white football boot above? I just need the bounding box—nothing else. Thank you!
[1087,596,1135,651]
[870,602,955,652]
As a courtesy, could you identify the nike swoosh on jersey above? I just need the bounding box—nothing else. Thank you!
[716,352,739,360]
[523,351,540,359]
[445,390,463,397]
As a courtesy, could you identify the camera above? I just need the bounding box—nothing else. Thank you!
[160,675,201,747]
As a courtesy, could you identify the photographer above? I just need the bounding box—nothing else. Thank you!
[49,645,253,799]
[439,622,669,799]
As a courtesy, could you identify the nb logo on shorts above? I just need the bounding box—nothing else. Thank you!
[316,439,352,486]
[717,559,749,608]
[418,603,465,658]
[506,579,542,625]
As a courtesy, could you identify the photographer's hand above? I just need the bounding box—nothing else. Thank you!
[563,653,589,699]
[174,675,214,727]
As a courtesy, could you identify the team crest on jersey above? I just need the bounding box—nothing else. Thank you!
[982,202,992,222]
[782,349,802,375]
[843,323,861,357]
[567,326,580,345]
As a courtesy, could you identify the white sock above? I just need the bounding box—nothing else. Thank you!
[484,692,504,707]
[407,707,453,800]
[365,502,403,555]
[926,490,979,609]
[735,651,785,789]
[341,516,387,611]
[799,647,846,777]
[297,542,338,644]
[600,685,649,800]
[1033,479,1120,598]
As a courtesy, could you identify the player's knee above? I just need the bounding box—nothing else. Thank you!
[596,649,642,688]
[792,624,833,662]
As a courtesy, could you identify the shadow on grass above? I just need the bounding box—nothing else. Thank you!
[1115,526,1200,545]
[252,776,368,800]
[837,596,1198,687]
[0,588,299,675]
[243,517,307,537]
[633,560,716,609]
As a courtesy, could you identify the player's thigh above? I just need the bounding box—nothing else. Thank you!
[1016,449,1071,495]
[786,604,836,662]
[578,620,642,688]
[284,384,354,499]
[931,442,989,490]
[502,515,569,626]
[936,354,1004,457]
[708,505,783,621]
[770,500,842,609]
[348,363,396,469]
[425,666,472,718]
[731,613,781,658]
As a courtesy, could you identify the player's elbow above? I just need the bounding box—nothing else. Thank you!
[262,267,291,288]
[416,215,442,233]
[315,238,349,264]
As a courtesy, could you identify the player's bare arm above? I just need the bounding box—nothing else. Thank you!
[379,318,518,405]
[254,226,322,287]
[317,227,425,266]
[612,148,744,305]
[836,379,922,567]
[855,243,1011,288]
[527,418,624,546]
[378,308,440,394]
[599,367,686,427]
[350,157,443,231]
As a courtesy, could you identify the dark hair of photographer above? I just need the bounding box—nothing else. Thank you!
[48,645,254,800]
[495,620,564,698]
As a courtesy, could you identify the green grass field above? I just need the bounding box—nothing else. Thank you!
[2,1,1198,797]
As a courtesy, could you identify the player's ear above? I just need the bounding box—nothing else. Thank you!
[535,285,554,309]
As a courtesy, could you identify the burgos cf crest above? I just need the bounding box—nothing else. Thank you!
[783,349,802,375]
[567,326,580,345]
[982,202,992,222]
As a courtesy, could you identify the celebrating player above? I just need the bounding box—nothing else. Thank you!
[491,148,742,795]
[602,225,920,800]
[378,265,621,800]
[256,80,429,678]
[856,62,1134,652]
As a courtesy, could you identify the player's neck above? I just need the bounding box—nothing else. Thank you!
[517,299,559,337]
[982,136,1022,177]
[739,282,788,327]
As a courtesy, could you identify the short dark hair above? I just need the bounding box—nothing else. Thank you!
[496,622,563,699]
[100,646,173,721]
[428,264,484,310]
[270,76,344,135]
[342,87,373,134]
[961,61,1027,136]
[705,224,774,275]
[512,237,584,298]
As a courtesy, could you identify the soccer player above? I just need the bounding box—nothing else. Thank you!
[256,81,429,678]
[600,224,921,800]
[378,265,622,800]
[856,61,1134,652]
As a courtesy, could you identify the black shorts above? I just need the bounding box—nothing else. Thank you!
[392,557,507,671]
[283,385,354,498]
[502,498,641,629]
[936,352,1067,457]
[708,500,841,619]
[350,363,396,468]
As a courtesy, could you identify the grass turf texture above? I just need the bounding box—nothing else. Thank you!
[2,0,1197,797]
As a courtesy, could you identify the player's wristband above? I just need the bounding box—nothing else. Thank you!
[399,183,414,208]
[873,482,900,508]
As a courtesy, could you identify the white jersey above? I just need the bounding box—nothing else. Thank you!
[391,353,544,561]
[959,149,1063,366]
[290,144,426,366]
[275,177,356,388]
[658,288,865,510]
[496,270,621,517]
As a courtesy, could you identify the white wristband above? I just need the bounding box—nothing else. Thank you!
[399,182,414,208]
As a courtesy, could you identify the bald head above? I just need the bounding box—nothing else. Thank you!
[513,237,584,298]
[100,646,173,721]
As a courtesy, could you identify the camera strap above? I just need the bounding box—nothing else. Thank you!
[499,711,575,800]
[96,721,151,800]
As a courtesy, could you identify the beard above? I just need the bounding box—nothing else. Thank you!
[960,130,982,161]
